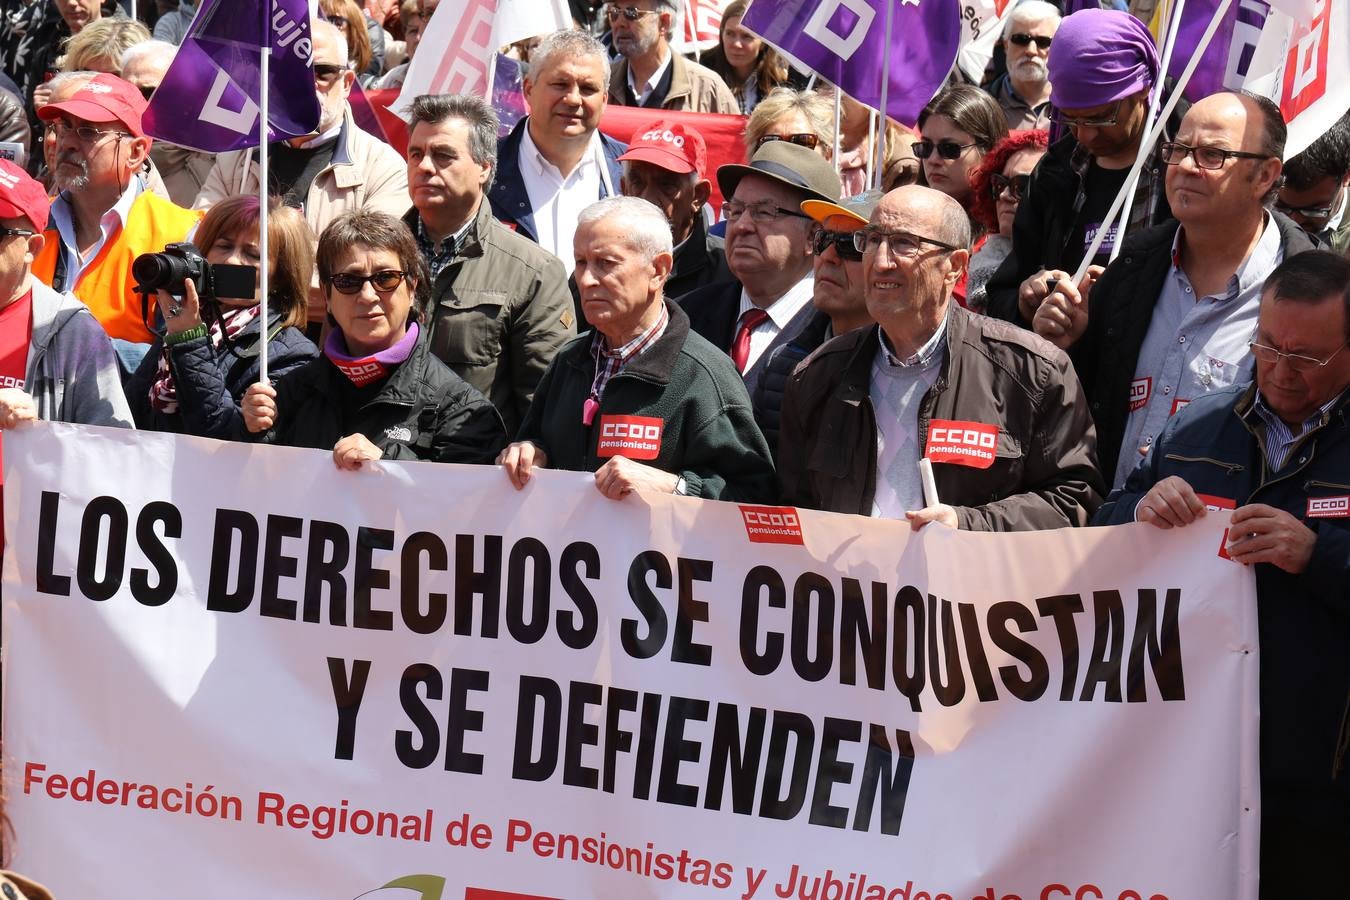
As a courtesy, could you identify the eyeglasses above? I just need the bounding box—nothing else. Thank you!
[1052,100,1123,130]
[1274,199,1337,219]
[1158,141,1271,170]
[1008,32,1053,50]
[912,139,977,161]
[48,120,127,144]
[756,133,820,151]
[721,200,810,225]
[0,227,34,239]
[321,13,349,29]
[810,226,864,261]
[328,270,408,294]
[991,172,1030,202]
[853,226,958,257]
[1249,339,1350,373]
[313,63,346,85]
[605,4,658,20]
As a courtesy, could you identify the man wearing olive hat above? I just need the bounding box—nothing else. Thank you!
[985,7,1176,329]
[679,139,842,397]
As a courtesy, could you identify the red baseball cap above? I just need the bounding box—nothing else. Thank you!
[618,121,708,177]
[38,73,148,139]
[0,159,50,232]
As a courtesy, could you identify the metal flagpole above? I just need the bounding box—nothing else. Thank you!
[872,0,894,191]
[1073,0,1236,285]
[864,109,876,188]
[258,0,271,384]
[1111,0,1187,262]
[833,87,842,174]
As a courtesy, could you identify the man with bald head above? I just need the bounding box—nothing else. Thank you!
[779,185,1103,530]
[1032,89,1318,490]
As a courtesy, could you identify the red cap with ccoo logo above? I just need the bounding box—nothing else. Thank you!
[38,73,149,139]
[617,120,708,176]
[0,158,50,232]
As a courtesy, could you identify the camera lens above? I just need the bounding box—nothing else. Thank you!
[132,252,192,293]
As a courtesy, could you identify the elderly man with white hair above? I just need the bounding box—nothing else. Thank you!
[120,39,215,207]
[499,196,776,502]
[988,0,1060,130]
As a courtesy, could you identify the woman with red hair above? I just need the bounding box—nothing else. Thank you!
[965,129,1049,314]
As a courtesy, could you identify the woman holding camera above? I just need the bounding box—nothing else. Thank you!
[241,210,506,469]
[126,194,319,437]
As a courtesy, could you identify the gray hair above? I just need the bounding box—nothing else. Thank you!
[529,28,610,87]
[408,93,500,189]
[119,39,176,75]
[1004,0,1061,39]
[577,196,673,261]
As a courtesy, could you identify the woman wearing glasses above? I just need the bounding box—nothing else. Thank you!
[242,210,506,468]
[965,129,1049,313]
[914,85,1008,213]
[127,194,319,437]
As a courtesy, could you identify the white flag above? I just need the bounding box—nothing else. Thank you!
[1242,0,1349,158]
[956,0,1017,85]
[393,0,570,117]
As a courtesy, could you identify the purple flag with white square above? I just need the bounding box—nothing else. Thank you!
[740,0,960,126]
[143,0,321,153]
[1166,0,1271,101]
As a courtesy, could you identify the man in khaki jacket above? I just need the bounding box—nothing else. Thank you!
[605,0,740,114]
[193,20,409,324]
[404,93,574,436]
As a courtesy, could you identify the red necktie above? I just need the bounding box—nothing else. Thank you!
[731,308,770,373]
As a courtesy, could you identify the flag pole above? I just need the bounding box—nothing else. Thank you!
[1111,0,1187,262]
[258,1,271,384]
[832,86,842,175]
[872,0,894,191]
[1072,0,1234,285]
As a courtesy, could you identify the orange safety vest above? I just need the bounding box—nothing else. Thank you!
[32,190,203,344]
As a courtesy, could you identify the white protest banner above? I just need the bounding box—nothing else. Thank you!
[3,423,1259,899]
[392,0,570,118]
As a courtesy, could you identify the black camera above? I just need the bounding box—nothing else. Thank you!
[131,242,257,300]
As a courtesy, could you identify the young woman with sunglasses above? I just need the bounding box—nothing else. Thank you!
[127,194,320,436]
[242,210,506,469]
[914,85,1008,211]
[965,129,1049,313]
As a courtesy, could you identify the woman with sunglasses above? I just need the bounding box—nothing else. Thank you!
[914,85,1008,212]
[242,210,506,469]
[965,129,1049,313]
[127,194,320,436]
[319,0,383,83]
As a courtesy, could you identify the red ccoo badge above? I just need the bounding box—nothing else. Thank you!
[596,415,663,460]
[925,419,999,469]
[738,505,805,545]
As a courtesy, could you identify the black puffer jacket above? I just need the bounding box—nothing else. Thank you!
[257,323,507,463]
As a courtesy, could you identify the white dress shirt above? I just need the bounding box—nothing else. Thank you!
[735,274,814,372]
[518,125,613,276]
[50,177,144,288]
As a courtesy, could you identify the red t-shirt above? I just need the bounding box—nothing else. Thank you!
[0,289,34,545]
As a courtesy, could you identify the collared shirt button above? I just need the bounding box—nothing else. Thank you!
[1298,456,1307,465]
[1163,386,1171,394]
[1178,336,1186,344]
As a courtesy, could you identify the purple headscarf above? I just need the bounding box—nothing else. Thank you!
[1047,9,1161,110]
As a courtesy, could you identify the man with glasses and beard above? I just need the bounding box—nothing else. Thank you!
[31,73,200,347]
[985,8,1175,329]
[987,0,1059,131]
[195,19,409,327]
[1033,91,1318,491]
[604,0,740,113]
[679,140,841,397]
[778,184,1103,531]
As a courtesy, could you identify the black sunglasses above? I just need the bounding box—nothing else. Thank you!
[313,63,346,84]
[328,270,407,294]
[138,85,156,101]
[811,227,864,261]
[605,4,658,20]
[912,139,978,161]
[990,172,1030,202]
[757,133,820,151]
[1008,32,1053,50]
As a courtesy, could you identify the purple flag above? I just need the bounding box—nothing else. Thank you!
[740,0,960,126]
[143,0,321,153]
[1166,0,1271,101]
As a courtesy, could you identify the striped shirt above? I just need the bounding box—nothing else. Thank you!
[587,303,671,411]
[1248,389,1346,472]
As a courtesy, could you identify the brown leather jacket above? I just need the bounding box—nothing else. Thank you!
[778,305,1105,530]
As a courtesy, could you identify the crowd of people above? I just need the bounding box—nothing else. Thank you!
[0,0,1348,896]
